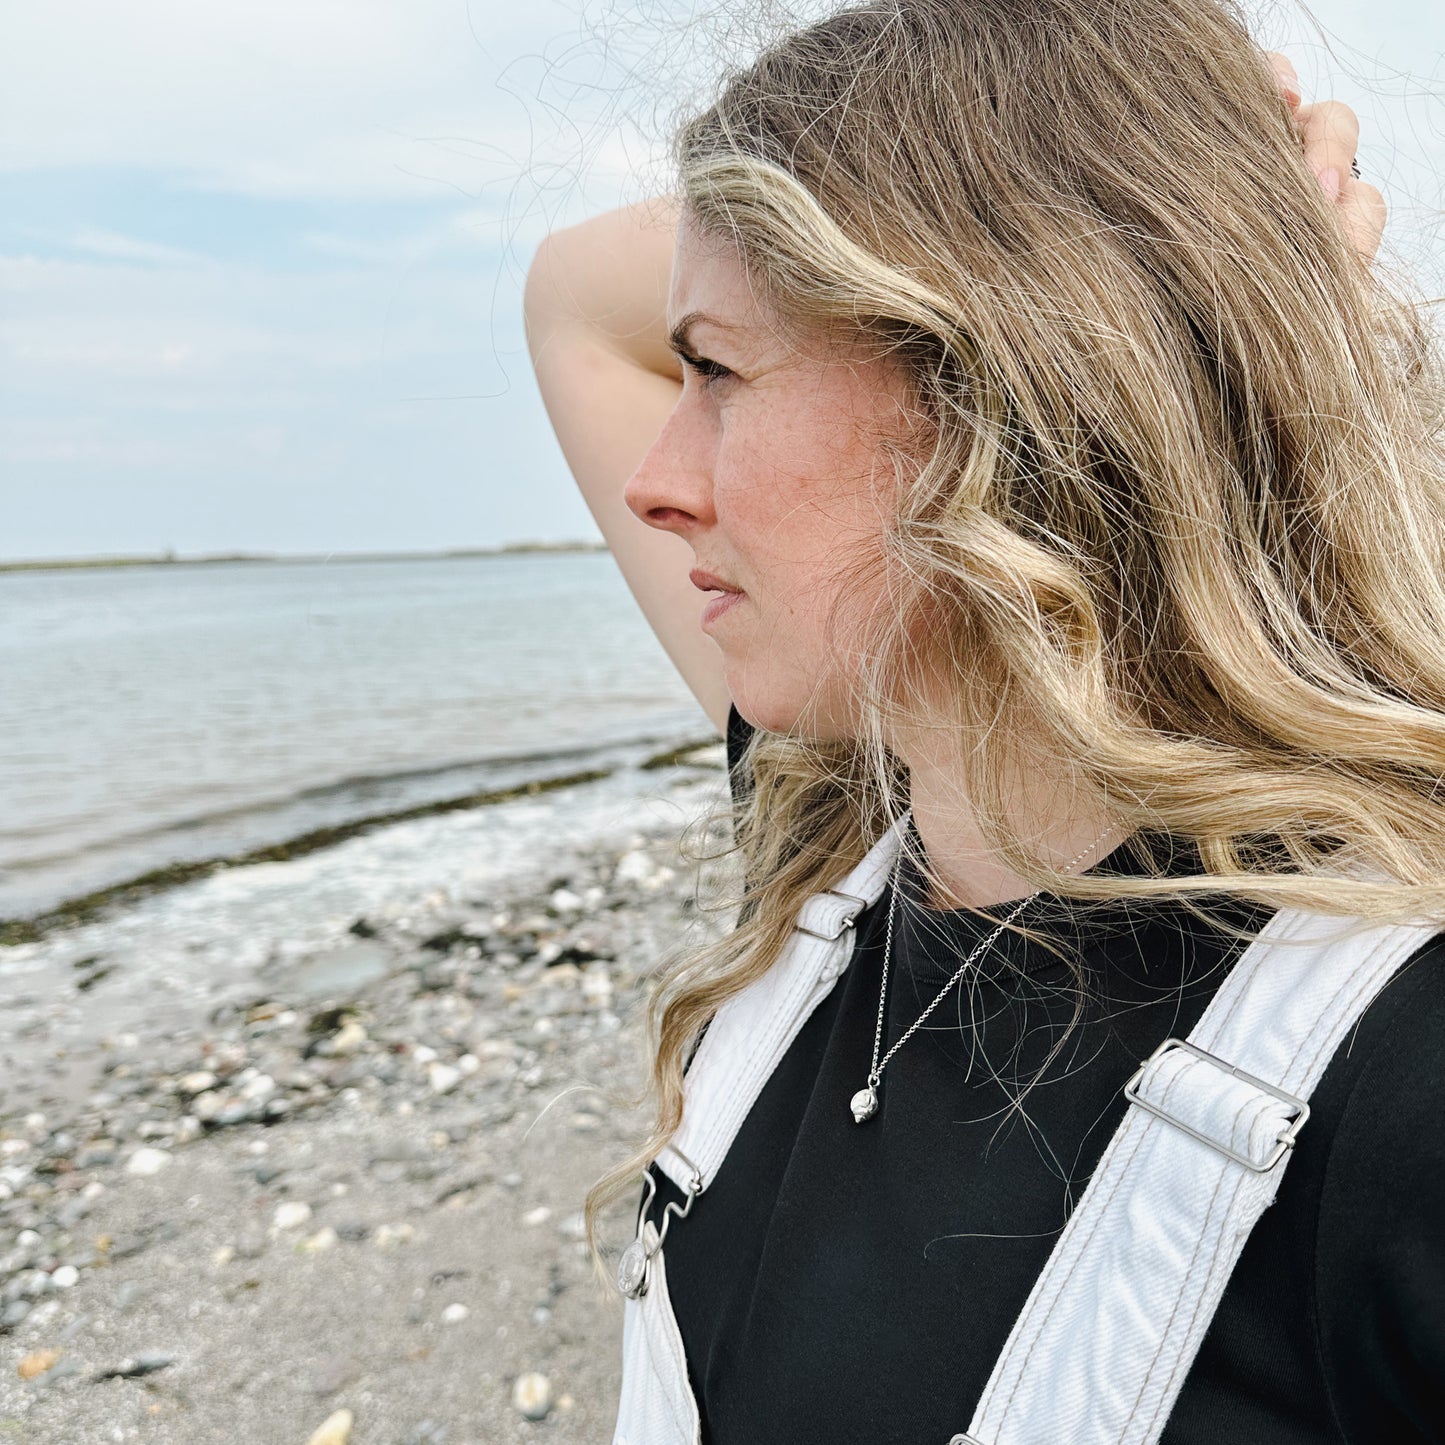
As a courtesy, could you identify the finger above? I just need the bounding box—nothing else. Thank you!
[1264,50,1303,111]
[1338,178,1388,265]
[1295,98,1361,198]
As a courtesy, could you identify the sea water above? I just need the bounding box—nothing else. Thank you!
[0,553,709,919]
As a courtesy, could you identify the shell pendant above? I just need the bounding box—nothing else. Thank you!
[850,1085,879,1124]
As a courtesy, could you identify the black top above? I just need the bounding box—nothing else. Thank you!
[645,704,1445,1444]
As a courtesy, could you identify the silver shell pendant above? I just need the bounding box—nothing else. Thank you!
[850,1085,879,1124]
[616,1238,650,1300]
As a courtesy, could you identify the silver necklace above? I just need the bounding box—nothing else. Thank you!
[849,823,1116,1124]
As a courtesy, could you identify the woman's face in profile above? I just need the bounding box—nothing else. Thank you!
[624,209,931,738]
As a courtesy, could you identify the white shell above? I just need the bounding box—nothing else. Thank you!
[617,1239,650,1299]
[850,1086,879,1123]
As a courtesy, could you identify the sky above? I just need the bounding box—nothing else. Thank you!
[2,0,1443,562]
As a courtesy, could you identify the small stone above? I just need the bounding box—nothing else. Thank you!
[125,1147,170,1176]
[440,1302,469,1325]
[428,1063,462,1096]
[322,1028,361,1063]
[305,1408,354,1445]
[330,1021,367,1057]
[180,1071,218,1095]
[50,1266,79,1289]
[299,1227,338,1253]
[96,1353,176,1380]
[374,1223,415,1249]
[615,851,654,884]
[274,1201,313,1231]
[192,1091,224,1123]
[512,1371,554,1421]
[17,1348,60,1380]
[521,1206,551,1228]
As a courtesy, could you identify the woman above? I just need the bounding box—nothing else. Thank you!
[523,2,1440,1440]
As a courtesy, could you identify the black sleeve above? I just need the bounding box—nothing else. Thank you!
[725,700,756,809]
[1313,939,1445,1441]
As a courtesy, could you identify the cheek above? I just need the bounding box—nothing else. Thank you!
[723,430,897,572]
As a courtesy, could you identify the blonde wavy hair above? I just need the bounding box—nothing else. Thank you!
[584,0,1445,1259]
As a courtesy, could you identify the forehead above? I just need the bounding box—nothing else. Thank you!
[668,211,772,337]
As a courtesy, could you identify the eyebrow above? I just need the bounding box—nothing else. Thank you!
[666,310,742,357]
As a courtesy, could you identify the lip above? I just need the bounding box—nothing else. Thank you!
[701,590,744,630]
[689,568,742,594]
[690,568,746,632]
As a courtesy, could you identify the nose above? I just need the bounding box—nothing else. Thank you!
[623,404,716,538]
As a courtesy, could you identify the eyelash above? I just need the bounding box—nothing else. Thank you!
[680,352,731,385]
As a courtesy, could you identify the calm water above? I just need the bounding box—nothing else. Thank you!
[0,554,708,918]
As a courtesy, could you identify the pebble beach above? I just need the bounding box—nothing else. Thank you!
[0,741,736,1444]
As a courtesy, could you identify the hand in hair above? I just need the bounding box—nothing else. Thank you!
[1266,51,1387,264]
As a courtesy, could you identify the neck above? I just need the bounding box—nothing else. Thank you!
[891,715,1130,911]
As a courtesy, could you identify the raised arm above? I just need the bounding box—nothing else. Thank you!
[523,196,732,736]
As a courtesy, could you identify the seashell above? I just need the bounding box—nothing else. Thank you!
[850,1086,878,1123]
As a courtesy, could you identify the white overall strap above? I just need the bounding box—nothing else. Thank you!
[614,815,910,1445]
[652,813,909,1196]
[958,895,1440,1445]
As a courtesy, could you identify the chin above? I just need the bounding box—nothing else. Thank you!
[728,674,856,742]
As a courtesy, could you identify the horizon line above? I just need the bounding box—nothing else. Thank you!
[0,541,610,574]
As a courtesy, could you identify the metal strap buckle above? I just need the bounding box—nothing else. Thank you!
[794,887,870,941]
[617,1144,706,1301]
[1123,1037,1310,1173]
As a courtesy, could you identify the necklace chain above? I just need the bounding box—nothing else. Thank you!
[849,822,1116,1124]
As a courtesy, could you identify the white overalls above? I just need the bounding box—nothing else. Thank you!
[612,815,1438,1445]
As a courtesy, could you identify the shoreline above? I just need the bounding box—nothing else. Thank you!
[1,734,718,948]
[0,744,738,1441]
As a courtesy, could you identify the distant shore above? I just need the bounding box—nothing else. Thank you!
[0,541,609,575]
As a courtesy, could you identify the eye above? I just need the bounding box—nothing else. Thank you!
[680,352,732,386]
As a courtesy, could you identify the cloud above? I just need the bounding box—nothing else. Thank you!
[69,228,212,268]
[1,0,670,210]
